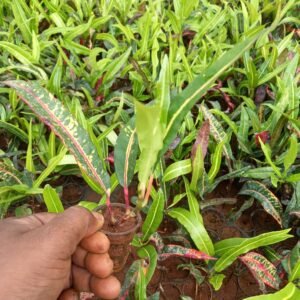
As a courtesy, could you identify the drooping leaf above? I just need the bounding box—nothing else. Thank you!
[239,252,281,290]
[5,80,110,194]
[142,189,164,241]
[168,207,214,255]
[137,245,158,284]
[114,119,138,188]
[214,229,292,272]
[43,184,64,213]
[159,244,216,261]
[239,180,283,226]
[161,32,262,156]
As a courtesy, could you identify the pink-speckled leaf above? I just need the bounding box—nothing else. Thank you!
[239,252,280,290]
[4,80,110,194]
[191,120,210,160]
[159,244,216,261]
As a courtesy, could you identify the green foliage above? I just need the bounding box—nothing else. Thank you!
[0,0,299,297]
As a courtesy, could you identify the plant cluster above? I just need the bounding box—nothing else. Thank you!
[0,0,299,299]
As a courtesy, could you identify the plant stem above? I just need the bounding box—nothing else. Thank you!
[124,186,130,213]
[143,175,154,207]
[106,190,116,224]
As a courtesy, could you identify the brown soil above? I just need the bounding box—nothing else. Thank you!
[101,207,138,234]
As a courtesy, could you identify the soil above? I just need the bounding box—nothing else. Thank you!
[101,206,138,234]
[5,179,297,300]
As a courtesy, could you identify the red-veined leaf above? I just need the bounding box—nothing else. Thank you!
[239,252,281,290]
[239,180,283,226]
[159,244,216,261]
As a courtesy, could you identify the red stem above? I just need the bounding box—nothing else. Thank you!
[124,186,130,210]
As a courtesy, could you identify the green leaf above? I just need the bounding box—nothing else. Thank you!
[11,0,31,44]
[207,140,225,183]
[78,201,98,211]
[239,180,283,227]
[114,119,138,188]
[243,282,300,300]
[43,184,64,213]
[283,135,298,172]
[190,145,204,192]
[142,190,164,241]
[25,120,35,173]
[214,229,292,272]
[0,120,28,142]
[137,245,158,284]
[209,274,226,291]
[136,102,164,197]
[119,260,140,299]
[168,207,214,255]
[5,81,110,195]
[33,148,68,188]
[259,139,282,178]
[239,252,281,290]
[0,41,35,64]
[163,159,192,182]
[183,177,202,223]
[289,260,300,282]
[161,32,262,156]
[156,55,170,126]
[135,261,147,300]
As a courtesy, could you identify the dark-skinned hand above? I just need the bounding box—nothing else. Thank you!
[0,206,121,300]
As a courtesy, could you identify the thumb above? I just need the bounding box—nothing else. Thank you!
[37,206,104,257]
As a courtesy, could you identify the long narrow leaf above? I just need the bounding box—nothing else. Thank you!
[161,32,262,155]
[239,180,283,226]
[5,81,110,194]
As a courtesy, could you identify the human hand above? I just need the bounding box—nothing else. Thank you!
[0,206,121,300]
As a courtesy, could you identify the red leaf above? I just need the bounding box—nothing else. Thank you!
[255,131,270,147]
[159,244,216,261]
[191,120,210,160]
[239,252,280,290]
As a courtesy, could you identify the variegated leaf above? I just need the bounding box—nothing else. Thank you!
[114,119,138,188]
[239,252,281,290]
[5,80,110,194]
[159,244,216,261]
[0,162,22,184]
[239,180,283,226]
[201,105,233,161]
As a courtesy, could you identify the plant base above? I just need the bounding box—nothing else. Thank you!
[94,203,142,272]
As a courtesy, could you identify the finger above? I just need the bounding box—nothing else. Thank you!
[58,288,79,300]
[85,253,113,278]
[72,265,91,292]
[90,276,121,299]
[38,207,104,257]
[80,231,110,254]
[72,246,87,268]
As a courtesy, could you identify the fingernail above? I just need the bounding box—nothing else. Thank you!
[92,212,104,228]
